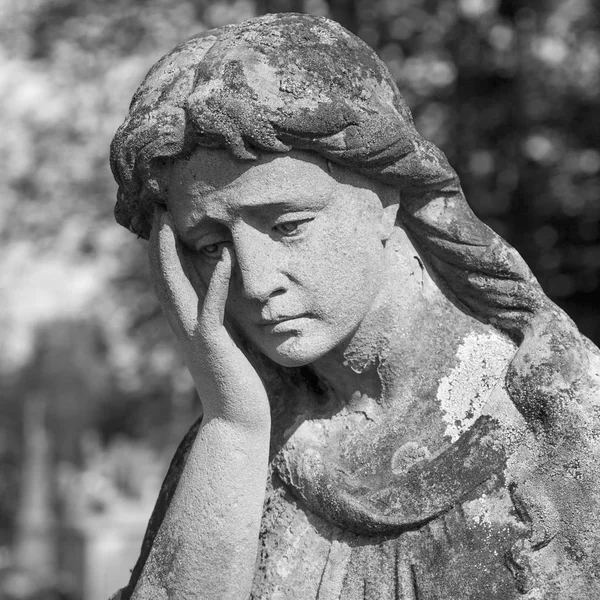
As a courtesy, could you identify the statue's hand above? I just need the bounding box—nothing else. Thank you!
[148,205,270,428]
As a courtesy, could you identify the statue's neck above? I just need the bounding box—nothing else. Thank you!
[310,227,488,410]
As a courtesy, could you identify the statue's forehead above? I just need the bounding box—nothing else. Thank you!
[166,148,385,219]
[168,148,334,196]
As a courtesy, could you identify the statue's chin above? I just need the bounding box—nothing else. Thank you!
[257,330,338,369]
[267,339,330,368]
[238,314,360,369]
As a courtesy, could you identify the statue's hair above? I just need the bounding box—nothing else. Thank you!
[110,12,548,340]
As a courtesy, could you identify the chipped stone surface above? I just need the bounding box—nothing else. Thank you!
[110,12,600,600]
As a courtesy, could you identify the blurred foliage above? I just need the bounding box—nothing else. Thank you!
[0,0,599,588]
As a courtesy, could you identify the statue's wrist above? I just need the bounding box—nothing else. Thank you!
[202,405,271,435]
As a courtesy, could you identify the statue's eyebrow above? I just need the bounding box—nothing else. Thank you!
[241,199,324,212]
[181,215,228,242]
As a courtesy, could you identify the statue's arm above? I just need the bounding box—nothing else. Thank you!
[112,415,201,599]
[114,208,271,600]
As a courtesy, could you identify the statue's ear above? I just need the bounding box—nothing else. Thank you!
[380,200,400,242]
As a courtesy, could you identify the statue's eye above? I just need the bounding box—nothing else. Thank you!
[276,222,299,234]
[200,242,225,258]
[273,217,314,238]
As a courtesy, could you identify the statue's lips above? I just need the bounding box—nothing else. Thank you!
[258,314,311,333]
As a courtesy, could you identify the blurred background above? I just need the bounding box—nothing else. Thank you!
[0,0,599,597]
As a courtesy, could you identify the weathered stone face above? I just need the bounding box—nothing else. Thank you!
[165,147,399,368]
[111,12,600,600]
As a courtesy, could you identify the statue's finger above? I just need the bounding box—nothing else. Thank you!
[178,243,208,301]
[149,207,199,338]
[201,245,233,327]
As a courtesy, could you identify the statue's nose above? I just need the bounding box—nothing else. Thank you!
[233,227,288,302]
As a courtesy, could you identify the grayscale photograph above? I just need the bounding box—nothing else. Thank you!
[1,1,599,598]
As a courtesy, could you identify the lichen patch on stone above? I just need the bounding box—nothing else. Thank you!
[438,331,515,443]
[462,489,518,529]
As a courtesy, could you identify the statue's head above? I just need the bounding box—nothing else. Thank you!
[111,13,547,344]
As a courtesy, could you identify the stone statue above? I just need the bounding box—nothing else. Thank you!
[109,13,600,599]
